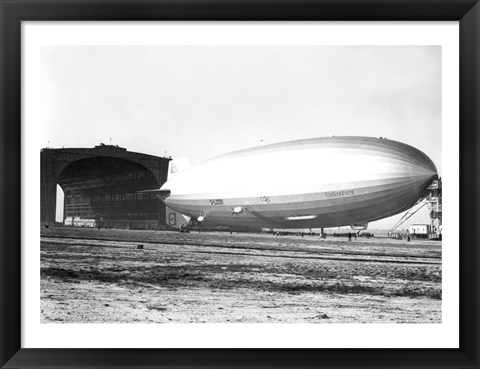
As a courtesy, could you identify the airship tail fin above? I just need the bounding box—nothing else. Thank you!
[162,159,192,229]
[168,159,193,179]
[165,207,191,229]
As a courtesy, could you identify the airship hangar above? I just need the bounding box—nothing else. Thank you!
[40,144,171,229]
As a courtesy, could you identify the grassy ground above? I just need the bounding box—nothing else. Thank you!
[40,227,441,323]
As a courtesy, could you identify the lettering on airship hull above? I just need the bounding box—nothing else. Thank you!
[260,196,271,203]
[325,190,355,198]
[209,199,224,205]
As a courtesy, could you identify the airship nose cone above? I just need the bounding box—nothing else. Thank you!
[413,148,438,180]
[417,157,437,184]
[420,153,438,177]
[397,141,438,195]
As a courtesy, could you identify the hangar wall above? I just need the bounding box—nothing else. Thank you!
[40,144,171,228]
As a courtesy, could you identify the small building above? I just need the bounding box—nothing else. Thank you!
[409,224,431,237]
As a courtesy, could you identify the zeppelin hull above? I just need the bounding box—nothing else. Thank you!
[161,137,438,229]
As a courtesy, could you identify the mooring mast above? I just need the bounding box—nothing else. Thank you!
[426,178,442,240]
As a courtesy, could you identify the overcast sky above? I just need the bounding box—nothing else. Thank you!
[40,45,441,229]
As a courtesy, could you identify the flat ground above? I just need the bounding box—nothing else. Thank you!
[40,227,441,323]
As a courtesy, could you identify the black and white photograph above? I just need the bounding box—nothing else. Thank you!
[37,41,443,326]
[2,0,480,364]
[2,0,479,363]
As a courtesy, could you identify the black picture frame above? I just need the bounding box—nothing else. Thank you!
[1,1,479,368]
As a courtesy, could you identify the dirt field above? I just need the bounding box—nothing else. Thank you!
[40,227,441,323]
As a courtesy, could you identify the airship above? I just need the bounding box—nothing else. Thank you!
[157,136,438,230]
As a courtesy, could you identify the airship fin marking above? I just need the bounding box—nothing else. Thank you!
[165,206,191,229]
[168,158,193,179]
